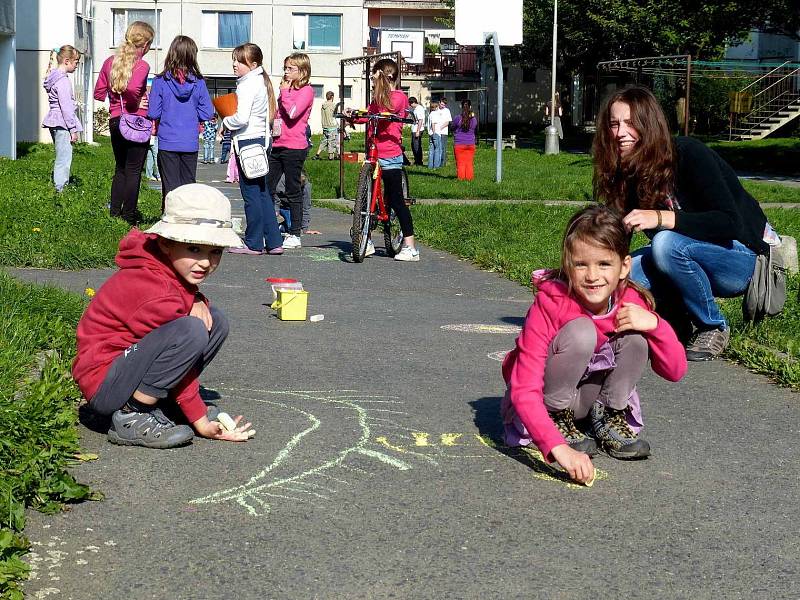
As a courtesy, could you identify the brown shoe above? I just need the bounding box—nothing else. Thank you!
[685,327,730,361]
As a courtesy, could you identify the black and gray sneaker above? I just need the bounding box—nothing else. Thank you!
[107,408,194,449]
[685,327,730,362]
[590,403,650,459]
[549,407,598,456]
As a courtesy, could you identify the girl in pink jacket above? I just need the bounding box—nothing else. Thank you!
[501,205,687,484]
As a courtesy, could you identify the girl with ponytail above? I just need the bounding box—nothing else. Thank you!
[42,45,82,192]
[94,21,154,224]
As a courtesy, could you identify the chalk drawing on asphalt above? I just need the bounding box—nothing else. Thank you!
[487,350,511,362]
[441,324,522,334]
[190,388,416,517]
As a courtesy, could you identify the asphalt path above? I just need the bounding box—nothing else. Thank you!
[12,166,800,599]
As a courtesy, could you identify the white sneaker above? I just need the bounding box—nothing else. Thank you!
[365,239,375,257]
[283,234,302,249]
[394,246,419,262]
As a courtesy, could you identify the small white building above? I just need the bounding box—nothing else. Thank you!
[91,0,367,132]
[15,0,94,145]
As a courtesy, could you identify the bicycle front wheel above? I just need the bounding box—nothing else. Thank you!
[351,162,374,263]
[383,170,409,257]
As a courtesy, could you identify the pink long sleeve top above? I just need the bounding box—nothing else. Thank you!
[272,85,314,150]
[353,90,410,159]
[501,277,688,461]
[93,54,150,118]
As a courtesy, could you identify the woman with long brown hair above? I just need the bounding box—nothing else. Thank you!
[147,35,214,200]
[592,85,776,361]
[94,21,154,224]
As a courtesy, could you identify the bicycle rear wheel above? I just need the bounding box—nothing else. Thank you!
[382,170,409,257]
[351,162,374,263]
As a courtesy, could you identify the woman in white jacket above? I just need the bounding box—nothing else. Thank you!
[224,43,283,255]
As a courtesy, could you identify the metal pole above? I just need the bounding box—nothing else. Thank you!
[491,33,503,183]
[684,54,691,136]
[339,59,345,198]
[550,0,557,129]
[365,57,371,155]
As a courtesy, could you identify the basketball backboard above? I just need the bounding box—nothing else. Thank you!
[455,0,523,46]
[380,30,425,64]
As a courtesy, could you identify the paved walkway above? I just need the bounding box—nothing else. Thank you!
[12,161,800,599]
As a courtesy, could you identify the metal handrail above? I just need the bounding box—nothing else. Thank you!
[739,61,791,93]
[751,67,800,99]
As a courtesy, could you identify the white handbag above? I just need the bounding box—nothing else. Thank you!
[234,138,269,179]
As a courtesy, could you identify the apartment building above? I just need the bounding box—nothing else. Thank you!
[91,0,367,132]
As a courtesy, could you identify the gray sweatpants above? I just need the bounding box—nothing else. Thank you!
[91,306,229,415]
[543,318,648,419]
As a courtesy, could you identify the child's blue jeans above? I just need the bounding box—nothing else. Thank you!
[203,140,215,162]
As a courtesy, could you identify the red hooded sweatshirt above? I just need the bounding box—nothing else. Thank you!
[72,229,209,423]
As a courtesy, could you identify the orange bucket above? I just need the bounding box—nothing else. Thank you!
[213,93,238,118]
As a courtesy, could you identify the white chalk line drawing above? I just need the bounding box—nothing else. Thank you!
[441,324,522,334]
[488,350,511,362]
[190,388,415,517]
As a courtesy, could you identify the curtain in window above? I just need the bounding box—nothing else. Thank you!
[218,12,250,48]
[308,15,340,49]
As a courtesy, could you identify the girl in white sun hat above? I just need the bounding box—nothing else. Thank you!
[73,184,254,449]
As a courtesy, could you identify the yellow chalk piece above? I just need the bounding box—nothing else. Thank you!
[440,433,463,446]
[73,452,99,462]
[411,432,430,447]
[584,473,595,487]
[474,434,498,448]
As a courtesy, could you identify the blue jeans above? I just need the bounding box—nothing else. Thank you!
[428,133,441,169]
[236,138,283,252]
[50,127,72,191]
[145,136,159,179]
[631,230,756,330]
[203,140,215,162]
[440,134,448,166]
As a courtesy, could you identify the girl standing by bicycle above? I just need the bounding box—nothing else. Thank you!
[268,53,314,250]
[501,205,687,484]
[349,58,417,262]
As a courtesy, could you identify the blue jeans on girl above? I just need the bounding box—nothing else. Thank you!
[236,138,283,252]
[427,133,441,169]
[50,127,72,191]
[631,230,756,330]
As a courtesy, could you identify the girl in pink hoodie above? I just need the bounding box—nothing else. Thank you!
[42,45,83,192]
[267,53,314,249]
[501,205,687,485]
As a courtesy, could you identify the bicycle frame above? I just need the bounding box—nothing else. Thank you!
[364,117,391,226]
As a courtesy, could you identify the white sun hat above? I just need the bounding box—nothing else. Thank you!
[145,183,244,248]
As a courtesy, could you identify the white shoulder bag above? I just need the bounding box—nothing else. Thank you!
[234,137,269,179]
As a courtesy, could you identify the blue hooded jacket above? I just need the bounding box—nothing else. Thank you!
[148,73,213,152]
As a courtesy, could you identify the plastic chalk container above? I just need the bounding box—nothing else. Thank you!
[266,277,303,303]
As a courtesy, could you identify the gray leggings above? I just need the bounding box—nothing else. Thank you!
[91,306,229,415]
[543,318,648,419]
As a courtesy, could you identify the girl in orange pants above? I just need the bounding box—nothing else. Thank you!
[452,99,478,181]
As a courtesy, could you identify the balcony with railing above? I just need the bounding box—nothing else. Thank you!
[399,46,480,78]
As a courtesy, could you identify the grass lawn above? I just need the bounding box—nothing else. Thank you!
[304,132,800,203]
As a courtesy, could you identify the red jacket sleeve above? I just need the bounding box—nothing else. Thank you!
[504,292,568,461]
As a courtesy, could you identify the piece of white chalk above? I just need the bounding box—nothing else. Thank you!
[246,429,256,439]
[310,314,324,322]
[217,412,237,432]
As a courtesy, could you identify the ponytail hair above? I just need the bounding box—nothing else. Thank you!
[232,43,277,122]
[371,58,399,112]
[459,99,473,132]
[110,21,154,94]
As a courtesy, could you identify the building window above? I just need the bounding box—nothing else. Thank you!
[112,9,161,47]
[293,14,342,51]
[202,11,251,49]
[311,85,324,98]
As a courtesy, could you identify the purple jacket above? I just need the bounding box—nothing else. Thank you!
[452,114,477,146]
[42,70,83,132]
[147,73,213,152]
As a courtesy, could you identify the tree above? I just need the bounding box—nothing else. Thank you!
[510,0,799,72]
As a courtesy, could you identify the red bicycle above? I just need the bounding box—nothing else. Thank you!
[337,109,416,263]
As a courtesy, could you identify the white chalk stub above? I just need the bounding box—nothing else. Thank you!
[217,412,237,432]
[310,314,324,322]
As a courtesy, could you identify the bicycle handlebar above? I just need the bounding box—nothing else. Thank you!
[334,109,416,125]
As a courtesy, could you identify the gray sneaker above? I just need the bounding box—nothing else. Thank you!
[108,408,194,449]
[549,408,598,456]
[591,403,650,459]
[685,327,730,362]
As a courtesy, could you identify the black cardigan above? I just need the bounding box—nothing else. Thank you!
[629,136,769,255]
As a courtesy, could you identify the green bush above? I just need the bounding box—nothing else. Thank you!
[0,273,99,598]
